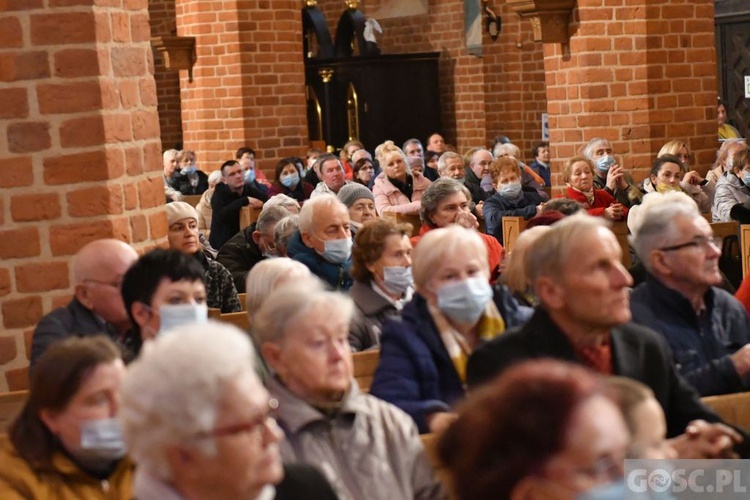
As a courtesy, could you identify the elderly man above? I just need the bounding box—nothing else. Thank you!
[119,322,337,500]
[310,154,350,198]
[254,279,442,500]
[209,159,268,250]
[31,239,138,366]
[121,249,207,352]
[216,205,291,293]
[464,148,494,213]
[468,214,746,458]
[583,137,641,208]
[162,149,182,202]
[436,151,465,183]
[630,192,750,396]
[285,194,353,290]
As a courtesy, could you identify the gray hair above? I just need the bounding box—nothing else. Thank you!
[471,148,492,164]
[262,194,300,214]
[314,153,342,176]
[420,178,472,225]
[582,137,611,160]
[437,151,462,173]
[119,321,256,481]
[252,278,354,346]
[493,143,521,159]
[274,214,299,256]
[403,138,423,151]
[163,149,178,161]
[526,214,611,285]
[207,169,222,187]
[256,205,291,236]
[631,191,701,273]
[245,257,312,322]
[297,194,347,233]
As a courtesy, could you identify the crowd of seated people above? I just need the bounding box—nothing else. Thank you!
[9,132,750,498]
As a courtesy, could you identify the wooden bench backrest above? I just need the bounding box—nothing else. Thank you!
[182,194,202,208]
[352,349,380,392]
[217,311,250,332]
[0,390,28,434]
[710,221,739,240]
[237,293,247,311]
[742,224,750,278]
[239,206,263,230]
[381,213,422,237]
[207,307,221,319]
[501,216,528,253]
[701,392,750,432]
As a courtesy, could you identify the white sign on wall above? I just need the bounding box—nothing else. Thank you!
[745,76,750,98]
[542,113,549,141]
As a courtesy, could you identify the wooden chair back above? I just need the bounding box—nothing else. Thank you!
[501,216,528,253]
[240,206,263,230]
[0,390,28,434]
[742,224,750,278]
[217,311,250,332]
[352,349,380,392]
[381,212,422,237]
[182,194,202,208]
[701,392,750,432]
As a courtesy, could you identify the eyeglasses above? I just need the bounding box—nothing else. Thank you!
[194,398,279,440]
[658,235,717,252]
[83,278,123,289]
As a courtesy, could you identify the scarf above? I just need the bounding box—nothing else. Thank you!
[388,174,414,200]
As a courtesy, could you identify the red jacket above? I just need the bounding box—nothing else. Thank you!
[564,186,628,219]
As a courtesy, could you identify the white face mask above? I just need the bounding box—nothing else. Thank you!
[317,237,352,264]
[382,266,413,295]
[436,277,493,324]
[75,417,127,465]
[159,303,208,335]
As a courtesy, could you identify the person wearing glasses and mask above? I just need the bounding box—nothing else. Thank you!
[1,336,133,498]
[120,249,208,354]
[370,226,531,434]
[254,280,441,500]
[630,192,750,396]
[120,321,338,500]
[31,239,139,366]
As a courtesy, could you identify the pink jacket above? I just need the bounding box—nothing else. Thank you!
[373,174,431,216]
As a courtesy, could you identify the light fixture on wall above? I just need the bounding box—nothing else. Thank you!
[482,1,501,42]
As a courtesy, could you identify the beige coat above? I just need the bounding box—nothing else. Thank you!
[268,377,443,500]
[373,174,431,216]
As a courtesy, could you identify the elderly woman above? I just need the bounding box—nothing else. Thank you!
[705,140,748,201]
[372,141,431,216]
[438,359,629,500]
[166,202,241,312]
[713,147,750,223]
[245,257,312,323]
[0,336,133,497]
[171,149,209,195]
[352,157,376,186]
[349,219,414,351]
[582,137,641,207]
[254,279,441,500]
[195,169,223,238]
[483,156,546,243]
[336,183,376,230]
[370,226,532,434]
[563,156,627,221]
[502,225,551,307]
[413,178,504,278]
[267,157,314,202]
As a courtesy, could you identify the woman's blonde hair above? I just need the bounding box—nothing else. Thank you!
[412,226,488,290]
[562,156,595,183]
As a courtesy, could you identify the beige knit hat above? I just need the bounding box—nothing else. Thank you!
[166,201,199,226]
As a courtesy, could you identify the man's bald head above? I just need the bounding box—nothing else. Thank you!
[73,239,138,328]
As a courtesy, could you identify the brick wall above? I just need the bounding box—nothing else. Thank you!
[544,0,718,185]
[176,0,309,177]
[149,0,183,150]
[0,0,165,391]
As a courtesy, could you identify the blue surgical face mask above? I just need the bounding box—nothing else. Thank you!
[382,266,413,295]
[281,172,300,188]
[500,181,522,199]
[318,237,352,264]
[159,303,208,334]
[480,174,494,192]
[436,277,493,324]
[742,172,750,188]
[77,417,127,463]
[596,155,616,173]
[244,168,256,183]
[180,164,197,175]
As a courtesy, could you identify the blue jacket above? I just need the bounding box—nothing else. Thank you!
[370,286,532,433]
[286,230,353,291]
[483,188,545,243]
[529,160,551,187]
[630,274,750,396]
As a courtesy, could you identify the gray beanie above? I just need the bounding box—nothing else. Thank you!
[337,183,375,208]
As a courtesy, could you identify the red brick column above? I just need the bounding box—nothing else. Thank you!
[545,0,718,186]
[176,0,309,175]
[149,0,183,150]
[0,0,165,390]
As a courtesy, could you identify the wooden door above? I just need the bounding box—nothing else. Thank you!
[715,0,750,137]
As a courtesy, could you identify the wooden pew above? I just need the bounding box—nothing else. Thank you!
[420,432,441,471]
[610,221,631,269]
[237,293,247,311]
[0,390,28,434]
[239,206,263,230]
[501,216,528,253]
[740,225,750,278]
[702,392,750,431]
[216,311,250,332]
[381,213,422,237]
[711,221,739,241]
[182,194,202,208]
[352,349,380,392]
[207,307,221,319]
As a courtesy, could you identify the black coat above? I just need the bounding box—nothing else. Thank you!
[276,463,339,500]
[467,308,725,439]
[170,171,209,195]
[209,183,268,250]
[215,222,265,293]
